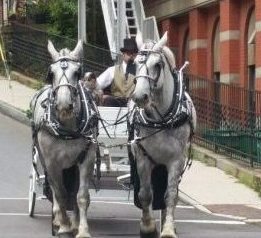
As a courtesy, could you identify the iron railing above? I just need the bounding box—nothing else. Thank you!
[186,74,261,168]
[2,22,116,80]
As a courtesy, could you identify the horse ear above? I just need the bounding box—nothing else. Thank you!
[70,40,83,60]
[47,40,59,62]
[136,31,143,50]
[153,31,168,51]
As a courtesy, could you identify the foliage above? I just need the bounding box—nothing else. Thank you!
[48,0,78,39]
[86,0,108,48]
[27,1,50,23]
[16,0,108,48]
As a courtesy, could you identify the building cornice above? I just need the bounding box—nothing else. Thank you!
[144,0,218,21]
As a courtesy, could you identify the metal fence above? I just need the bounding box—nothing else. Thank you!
[186,74,261,168]
[1,22,261,167]
[2,22,116,80]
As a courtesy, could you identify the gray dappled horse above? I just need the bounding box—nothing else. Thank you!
[130,32,197,238]
[30,40,98,237]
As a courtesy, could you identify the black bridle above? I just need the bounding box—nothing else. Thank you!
[47,57,82,100]
[134,50,165,88]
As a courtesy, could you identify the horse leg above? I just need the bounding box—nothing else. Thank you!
[137,158,157,237]
[70,196,79,233]
[76,147,95,238]
[51,186,61,227]
[48,170,72,234]
[160,162,182,238]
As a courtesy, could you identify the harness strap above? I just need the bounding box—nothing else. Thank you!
[136,141,157,165]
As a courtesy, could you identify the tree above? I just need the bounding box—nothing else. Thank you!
[48,0,78,39]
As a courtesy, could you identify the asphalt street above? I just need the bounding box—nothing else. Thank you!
[1,112,261,238]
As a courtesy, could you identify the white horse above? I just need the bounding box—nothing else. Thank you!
[30,40,98,237]
[130,32,196,238]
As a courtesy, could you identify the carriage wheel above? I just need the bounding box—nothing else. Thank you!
[29,163,36,217]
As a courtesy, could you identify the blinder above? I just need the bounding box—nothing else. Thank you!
[46,66,53,84]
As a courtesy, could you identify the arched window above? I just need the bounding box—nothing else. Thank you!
[183,28,189,62]
[212,19,221,123]
[213,19,220,81]
[247,8,255,91]
[247,8,255,116]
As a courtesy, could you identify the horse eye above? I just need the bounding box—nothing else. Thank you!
[155,63,161,70]
[74,71,80,79]
[133,78,137,84]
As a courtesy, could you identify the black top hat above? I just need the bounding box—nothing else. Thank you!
[120,38,138,53]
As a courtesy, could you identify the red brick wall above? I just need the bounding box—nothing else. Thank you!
[188,9,208,77]
[160,16,189,68]
[220,0,240,84]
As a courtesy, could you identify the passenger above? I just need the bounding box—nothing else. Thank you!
[81,72,102,105]
[96,38,138,107]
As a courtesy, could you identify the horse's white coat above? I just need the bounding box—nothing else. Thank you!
[132,32,197,238]
[31,41,96,238]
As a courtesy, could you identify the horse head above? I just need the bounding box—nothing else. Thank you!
[132,31,176,114]
[47,40,83,122]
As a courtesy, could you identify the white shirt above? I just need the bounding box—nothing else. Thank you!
[96,61,127,90]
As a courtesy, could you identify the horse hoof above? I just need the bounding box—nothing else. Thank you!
[160,231,177,238]
[140,229,158,238]
[76,234,91,238]
[76,231,91,238]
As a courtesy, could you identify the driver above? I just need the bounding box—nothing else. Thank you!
[96,38,138,107]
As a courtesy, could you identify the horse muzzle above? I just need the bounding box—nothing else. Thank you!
[55,103,74,120]
[132,93,149,108]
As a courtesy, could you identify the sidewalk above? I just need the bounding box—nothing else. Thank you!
[0,76,261,223]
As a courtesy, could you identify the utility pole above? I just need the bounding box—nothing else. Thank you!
[78,0,87,43]
[117,0,126,53]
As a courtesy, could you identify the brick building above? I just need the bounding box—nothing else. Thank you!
[143,0,260,92]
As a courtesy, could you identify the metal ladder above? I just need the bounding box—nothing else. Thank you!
[100,0,159,60]
[114,0,138,38]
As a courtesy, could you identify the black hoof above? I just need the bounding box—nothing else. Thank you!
[140,229,159,238]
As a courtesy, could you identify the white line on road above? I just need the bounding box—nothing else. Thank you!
[0,197,194,209]
[0,212,246,225]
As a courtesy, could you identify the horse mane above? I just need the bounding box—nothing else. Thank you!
[141,39,176,70]
[59,48,71,57]
[162,46,176,70]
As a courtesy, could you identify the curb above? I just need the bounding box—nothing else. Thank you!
[178,190,213,214]
[179,189,261,224]
[0,100,30,126]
